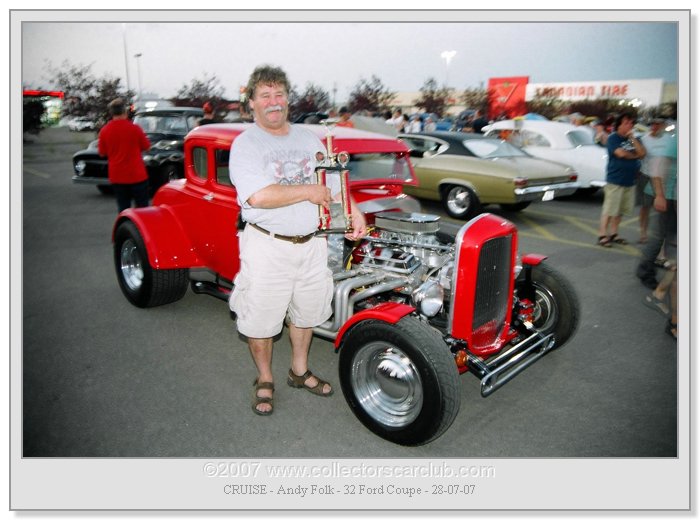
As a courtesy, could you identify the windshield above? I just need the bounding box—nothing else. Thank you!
[134,114,196,134]
[347,153,413,183]
[567,129,595,147]
[462,139,529,159]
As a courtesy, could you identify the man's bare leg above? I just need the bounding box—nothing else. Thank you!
[249,337,274,413]
[288,323,331,394]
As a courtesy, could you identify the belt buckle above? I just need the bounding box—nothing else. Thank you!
[291,235,304,244]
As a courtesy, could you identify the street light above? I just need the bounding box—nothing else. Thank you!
[440,50,457,87]
[134,53,143,99]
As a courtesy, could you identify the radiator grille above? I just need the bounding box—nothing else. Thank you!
[473,236,512,339]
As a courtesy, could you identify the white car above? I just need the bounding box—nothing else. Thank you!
[67,117,96,132]
[483,120,608,190]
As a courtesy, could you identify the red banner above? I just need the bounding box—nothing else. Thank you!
[487,77,529,120]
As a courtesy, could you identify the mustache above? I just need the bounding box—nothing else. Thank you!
[264,105,284,114]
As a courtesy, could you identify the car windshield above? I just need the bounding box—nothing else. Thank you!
[134,114,193,134]
[347,153,413,182]
[462,139,529,158]
[567,129,595,147]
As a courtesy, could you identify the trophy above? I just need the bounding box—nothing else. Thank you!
[316,123,353,232]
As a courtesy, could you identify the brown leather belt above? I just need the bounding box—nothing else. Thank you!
[248,222,317,244]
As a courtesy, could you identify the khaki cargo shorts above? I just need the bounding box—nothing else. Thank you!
[229,225,333,339]
[602,183,636,217]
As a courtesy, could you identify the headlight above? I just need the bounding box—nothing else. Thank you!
[75,160,86,174]
[411,279,444,317]
[153,140,180,150]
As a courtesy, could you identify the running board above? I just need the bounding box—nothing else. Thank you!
[191,280,231,302]
[467,331,556,397]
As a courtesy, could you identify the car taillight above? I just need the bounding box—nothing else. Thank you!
[569,173,578,181]
[513,177,528,188]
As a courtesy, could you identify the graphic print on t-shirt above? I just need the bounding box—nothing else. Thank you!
[266,150,315,186]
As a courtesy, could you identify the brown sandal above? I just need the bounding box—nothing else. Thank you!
[287,369,334,397]
[252,379,274,416]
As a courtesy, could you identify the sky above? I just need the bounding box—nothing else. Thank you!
[21,17,680,103]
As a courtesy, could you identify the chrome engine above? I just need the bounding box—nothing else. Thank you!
[316,212,455,339]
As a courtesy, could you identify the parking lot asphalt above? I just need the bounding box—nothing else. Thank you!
[19,127,679,459]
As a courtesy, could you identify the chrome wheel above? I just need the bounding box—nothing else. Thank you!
[447,186,470,214]
[442,185,479,219]
[351,342,423,428]
[531,284,558,333]
[120,238,144,292]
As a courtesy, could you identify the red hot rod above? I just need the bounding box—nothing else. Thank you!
[113,123,579,446]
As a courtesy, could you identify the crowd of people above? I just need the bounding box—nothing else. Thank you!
[594,111,678,341]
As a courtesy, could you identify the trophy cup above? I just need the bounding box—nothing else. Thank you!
[316,123,353,233]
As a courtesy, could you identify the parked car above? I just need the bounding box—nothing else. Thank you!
[482,120,608,190]
[112,123,580,446]
[72,106,203,194]
[398,131,580,220]
[67,116,96,132]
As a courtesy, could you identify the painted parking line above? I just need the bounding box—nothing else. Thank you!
[23,166,50,179]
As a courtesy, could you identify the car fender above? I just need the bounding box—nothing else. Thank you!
[334,302,415,350]
[437,177,480,197]
[521,253,547,265]
[113,206,201,270]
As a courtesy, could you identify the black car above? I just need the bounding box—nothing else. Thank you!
[72,106,203,194]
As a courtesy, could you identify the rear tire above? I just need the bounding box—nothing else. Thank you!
[338,316,460,446]
[114,220,188,308]
[441,184,481,220]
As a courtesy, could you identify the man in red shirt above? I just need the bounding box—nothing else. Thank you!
[98,98,151,212]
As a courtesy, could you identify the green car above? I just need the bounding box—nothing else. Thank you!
[399,132,580,220]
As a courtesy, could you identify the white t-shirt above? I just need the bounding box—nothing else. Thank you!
[229,124,325,236]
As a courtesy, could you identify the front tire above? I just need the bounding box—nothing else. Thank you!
[441,184,481,220]
[338,316,460,446]
[114,220,188,308]
[516,263,580,347]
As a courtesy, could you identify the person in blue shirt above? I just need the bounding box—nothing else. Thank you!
[596,112,646,247]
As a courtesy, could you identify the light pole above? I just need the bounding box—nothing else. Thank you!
[122,24,131,92]
[134,53,143,99]
[440,50,457,88]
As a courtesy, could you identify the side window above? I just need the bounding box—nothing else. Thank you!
[192,147,208,180]
[216,149,232,186]
[522,130,550,147]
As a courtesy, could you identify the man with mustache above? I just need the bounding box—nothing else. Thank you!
[228,65,367,416]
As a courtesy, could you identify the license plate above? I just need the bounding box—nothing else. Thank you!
[542,190,555,201]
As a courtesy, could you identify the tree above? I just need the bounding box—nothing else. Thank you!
[414,78,450,116]
[47,60,133,128]
[23,99,45,135]
[460,87,489,112]
[171,73,225,109]
[347,75,395,115]
[288,83,331,121]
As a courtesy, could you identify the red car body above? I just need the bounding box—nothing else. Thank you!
[112,123,579,446]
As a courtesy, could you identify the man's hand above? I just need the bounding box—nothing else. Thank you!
[654,194,668,213]
[345,207,367,241]
[306,184,332,209]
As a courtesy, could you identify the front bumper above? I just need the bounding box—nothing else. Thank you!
[514,181,580,202]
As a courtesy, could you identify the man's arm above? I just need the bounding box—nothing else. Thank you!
[613,134,646,160]
[247,183,331,209]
